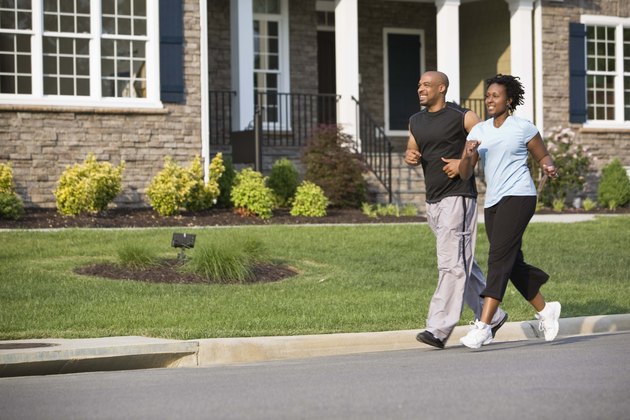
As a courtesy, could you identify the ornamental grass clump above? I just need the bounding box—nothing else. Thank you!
[182,238,269,284]
[54,154,125,216]
[116,243,158,270]
[0,162,24,220]
[230,168,275,219]
[597,158,630,210]
[146,154,225,216]
[290,181,329,217]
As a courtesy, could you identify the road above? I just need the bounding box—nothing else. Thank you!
[1,331,629,420]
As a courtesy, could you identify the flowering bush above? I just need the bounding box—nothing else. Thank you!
[529,127,592,207]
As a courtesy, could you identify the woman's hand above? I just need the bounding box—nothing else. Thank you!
[542,164,558,179]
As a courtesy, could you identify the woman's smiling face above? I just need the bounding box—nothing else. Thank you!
[485,83,511,118]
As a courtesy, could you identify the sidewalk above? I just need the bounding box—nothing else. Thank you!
[2,314,629,378]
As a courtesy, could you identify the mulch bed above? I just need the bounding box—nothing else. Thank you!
[0,207,427,230]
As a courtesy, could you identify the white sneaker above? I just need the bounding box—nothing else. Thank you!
[460,320,493,349]
[536,301,561,341]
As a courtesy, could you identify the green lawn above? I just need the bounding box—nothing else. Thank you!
[1,215,628,340]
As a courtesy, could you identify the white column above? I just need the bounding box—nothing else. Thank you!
[533,0,543,132]
[200,0,210,181]
[334,0,359,142]
[435,0,460,103]
[506,0,534,121]
[230,0,255,130]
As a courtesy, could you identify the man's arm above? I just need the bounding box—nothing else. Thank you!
[404,130,421,167]
[442,110,482,178]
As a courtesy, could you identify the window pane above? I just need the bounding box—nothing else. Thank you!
[15,33,29,51]
[59,56,73,75]
[118,0,130,15]
[77,0,90,14]
[59,37,73,54]
[134,0,146,16]
[101,58,114,77]
[102,0,114,15]
[43,76,56,94]
[76,57,89,75]
[77,16,90,33]
[43,0,56,12]
[16,53,29,72]
[76,77,89,95]
[43,14,57,31]
[59,77,73,94]
[132,41,145,57]
[60,14,74,32]
[102,79,114,96]
[118,17,131,35]
[133,18,145,36]
[43,56,56,73]
[102,39,114,57]
[60,0,73,13]
[17,74,30,93]
[0,53,15,72]
[1,11,15,29]
[17,11,31,29]
[1,75,15,93]
[102,17,115,34]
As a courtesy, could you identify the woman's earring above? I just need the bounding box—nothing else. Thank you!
[507,103,513,115]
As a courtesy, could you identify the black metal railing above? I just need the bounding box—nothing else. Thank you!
[461,97,487,120]
[352,97,393,203]
[209,90,236,145]
[255,92,339,146]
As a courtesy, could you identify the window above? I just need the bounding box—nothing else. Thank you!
[580,16,630,126]
[253,0,288,125]
[0,0,160,108]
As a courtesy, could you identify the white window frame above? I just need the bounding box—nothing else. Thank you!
[383,28,424,136]
[581,15,630,129]
[0,0,161,109]
[253,0,290,129]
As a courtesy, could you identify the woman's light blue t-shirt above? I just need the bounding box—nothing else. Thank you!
[467,115,539,208]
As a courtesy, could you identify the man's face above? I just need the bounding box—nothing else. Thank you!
[417,73,443,107]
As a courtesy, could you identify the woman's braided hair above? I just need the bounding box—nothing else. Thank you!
[486,74,524,111]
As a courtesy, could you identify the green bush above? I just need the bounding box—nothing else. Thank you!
[146,154,224,216]
[216,156,236,208]
[230,168,274,219]
[268,158,300,207]
[529,127,592,207]
[302,125,367,208]
[0,163,24,220]
[182,238,268,284]
[597,158,630,210]
[54,154,125,216]
[582,197,597,211]
[290,181,329,217]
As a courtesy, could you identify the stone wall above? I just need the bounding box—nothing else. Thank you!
[0,0,202,208]
[541,0,630,173]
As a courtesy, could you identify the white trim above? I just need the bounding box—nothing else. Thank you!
[200,0,210,180]
[582,121,630,129]
[382,28,424,136]
[0,0,162,108]
[580,15,630,25]
[533,0,543,132]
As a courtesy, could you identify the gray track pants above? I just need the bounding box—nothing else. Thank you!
[425,196,506,341]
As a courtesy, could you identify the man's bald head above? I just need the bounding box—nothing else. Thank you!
[424,71,449,93]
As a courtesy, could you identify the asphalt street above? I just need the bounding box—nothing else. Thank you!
[1,331,629,420]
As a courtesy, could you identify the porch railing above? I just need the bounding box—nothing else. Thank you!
[352,96,393,203]
[255,92,339,146]
[209,90,236,146]
[461,98,487,120]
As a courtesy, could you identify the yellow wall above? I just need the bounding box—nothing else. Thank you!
[459,0,511,100]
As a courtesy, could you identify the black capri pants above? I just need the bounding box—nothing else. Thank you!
[482,195,549,301]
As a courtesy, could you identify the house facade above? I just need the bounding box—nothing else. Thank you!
[0,0,628,209]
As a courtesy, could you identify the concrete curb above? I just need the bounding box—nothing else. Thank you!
[2,314,629,377]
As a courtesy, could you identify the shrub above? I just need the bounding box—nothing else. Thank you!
[302,124,367,208]
[400,204,418,217]
[597,159,630,210]
[182,238,268,283]
[552,198,565,212]
[267,158,300,207]
[230,168,274,219]
[146,154,224,216]
[361,202,378,218]
[290,181,329,217]
[54,154,125,216]
[582,197,597,212]
[0,163,24,220]
[216,156,236,208]
[530,127,592,207]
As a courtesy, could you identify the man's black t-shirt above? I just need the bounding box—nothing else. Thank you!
[409,102,477,203]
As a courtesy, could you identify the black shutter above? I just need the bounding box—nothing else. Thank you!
[159,0,185,103]
[569,22,587,123]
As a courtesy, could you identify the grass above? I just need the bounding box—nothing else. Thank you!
[0,215,629,340]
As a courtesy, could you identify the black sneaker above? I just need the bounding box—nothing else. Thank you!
[416,331,445,349]
[491,313,508,338]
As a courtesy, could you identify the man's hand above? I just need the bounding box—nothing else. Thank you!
[405,149,422,166]
[441,157,460,178]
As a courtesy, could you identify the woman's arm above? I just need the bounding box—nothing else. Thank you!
[527,133,558,178]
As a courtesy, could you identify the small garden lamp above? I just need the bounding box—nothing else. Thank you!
[171,233,196,260]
